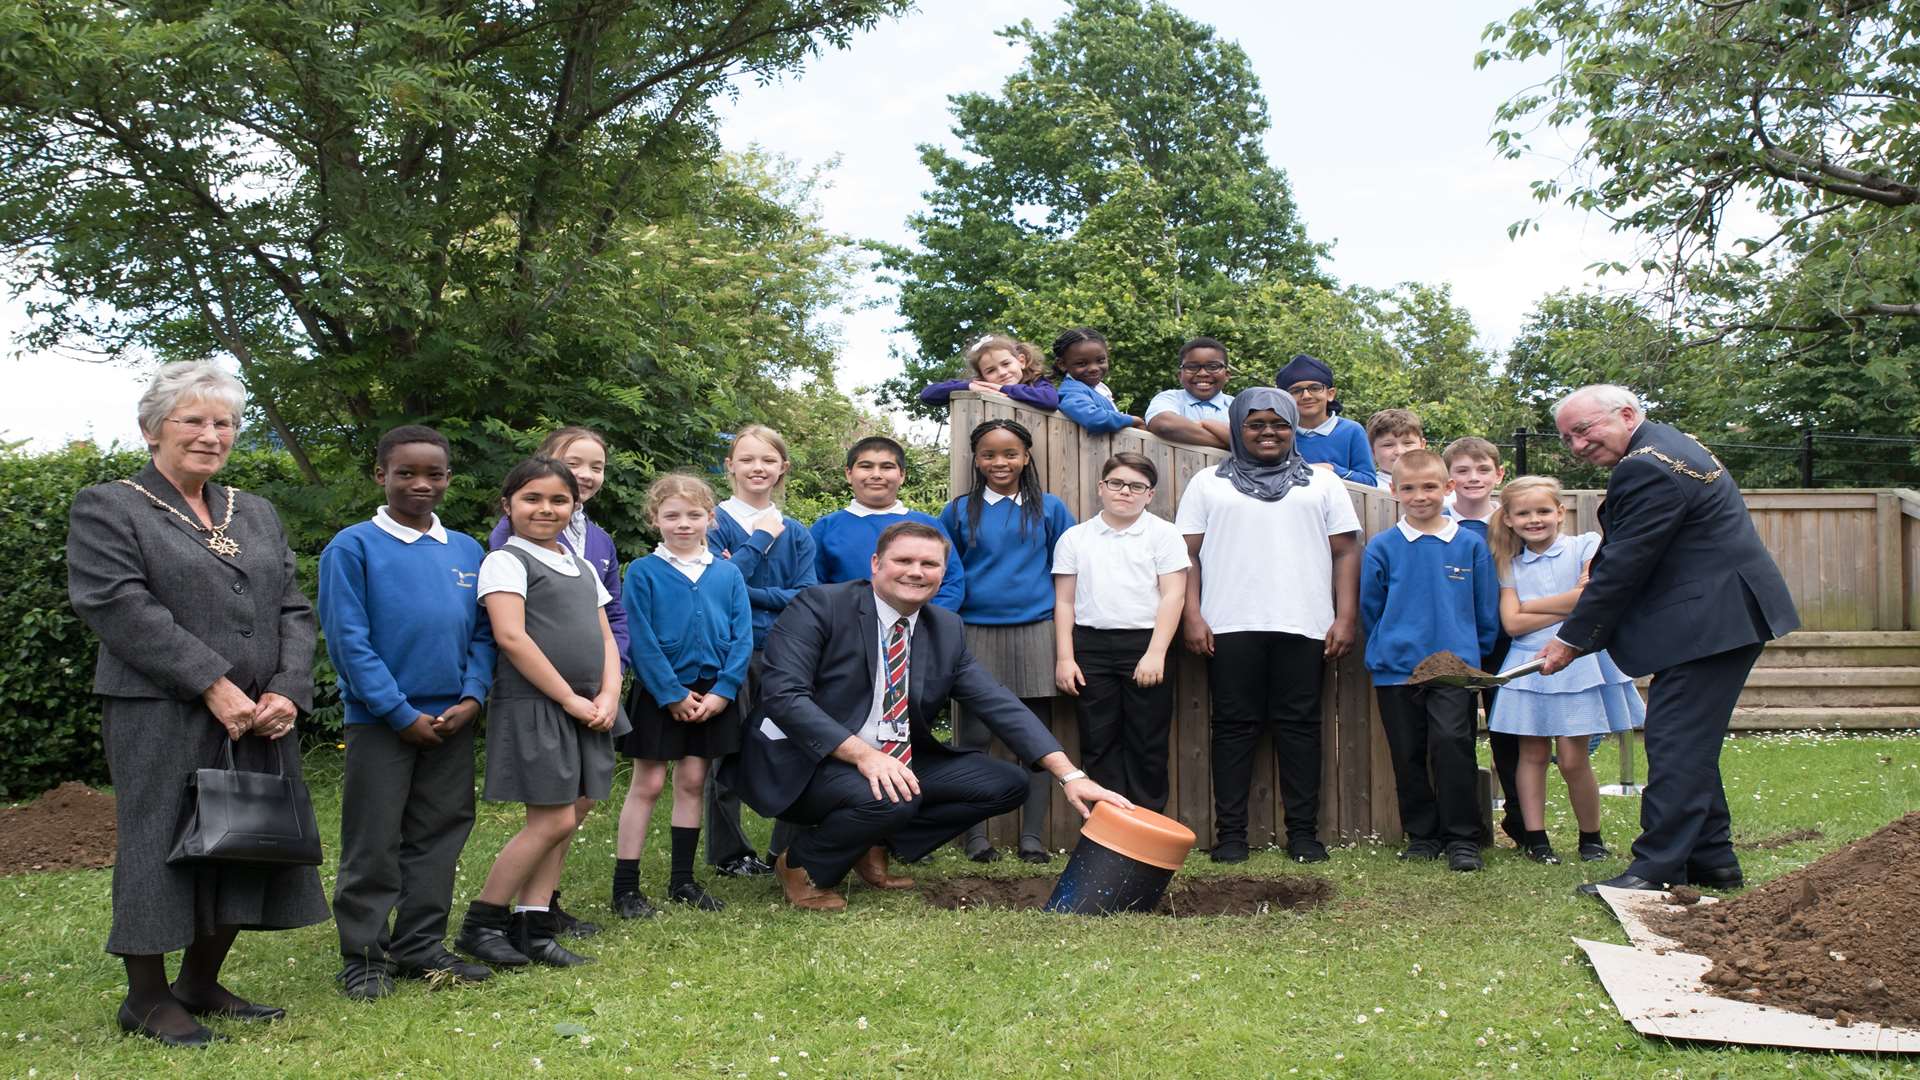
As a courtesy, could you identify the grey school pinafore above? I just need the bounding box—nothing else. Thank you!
[482,545,629,805]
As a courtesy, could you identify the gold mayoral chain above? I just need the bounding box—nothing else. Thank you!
[117,478,242,557]
[1622,432,1725,485]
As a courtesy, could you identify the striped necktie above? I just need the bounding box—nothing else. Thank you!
[879,618,912,766]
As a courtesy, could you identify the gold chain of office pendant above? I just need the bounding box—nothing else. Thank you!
[1623,432,1724,484]
[117,478,243,557]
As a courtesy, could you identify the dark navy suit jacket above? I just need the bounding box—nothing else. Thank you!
[733,580,1063,818]
[1558,421,1799,676]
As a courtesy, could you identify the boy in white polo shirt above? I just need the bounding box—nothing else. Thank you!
[1176,388,1363,864]
[1052,452,1191,812]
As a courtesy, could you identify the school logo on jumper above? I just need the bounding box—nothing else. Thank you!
[451,568,477,589]
[600,557,612,574]
[1444,564,1472,582]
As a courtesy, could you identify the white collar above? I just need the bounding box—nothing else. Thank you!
[373,506,448,544]
[1300,415,1340,437]
[981,488,1022,506]
[653,544,714,567]
[1518,535,1571,564]
[1396,517,1460,543]
[874,592,919,634]
[719,496,767,530]
[1092,512,1149,536]
[846,499,910,518]
[505,534,582,574]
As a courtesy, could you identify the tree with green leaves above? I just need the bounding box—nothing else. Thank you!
[875,0,1327,415]
[1478,0,1918,348]
[0,0,908,544]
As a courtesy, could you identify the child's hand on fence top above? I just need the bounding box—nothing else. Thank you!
[1055,658,1085,696]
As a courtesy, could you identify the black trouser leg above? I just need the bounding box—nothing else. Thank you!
[1264,633,1328,842]
[334,722,415,965]
[1628,642,1764,884]
[1376,685,1437,842]
[705,654,761,866]
[1424,686,1480,845]
[389,724,477,966]
[1207,632,1268,844]
[783,753,1026,887]
[1074,627,1171,812]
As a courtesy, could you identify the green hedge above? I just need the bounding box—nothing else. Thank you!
[0,444,341,800]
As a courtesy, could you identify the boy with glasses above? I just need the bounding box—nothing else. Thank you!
[1145,337,1236,449]
[1274,354,1377,486]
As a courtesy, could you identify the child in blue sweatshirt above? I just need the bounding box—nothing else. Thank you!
[1359,450,1498,871]
[810,435,964,611]
[918,336,1060,411]
[1274,354,1376,486]
[1052,327,1144,434]
[702,424,816,877]
[612,473,752,917]
[320,425,495,998]
[938,419,1077,862]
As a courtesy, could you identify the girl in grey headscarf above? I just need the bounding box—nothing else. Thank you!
[1218,386,1314,502]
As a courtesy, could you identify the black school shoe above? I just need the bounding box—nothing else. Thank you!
[667,881,726,912]
[549,890,600,938]
[117,1001,223,1048]
[1446,842,1483,872]
[511,910,593,967]
[1287,837,1330,864]
[612,890,659,920]
[1210,839,1250,864]
[395,948,491,984]
[1398,838,1443,861]
[455,900,531,968]
[1685,863,1745,890]
[717,855,774,878]
[1578,839,1611,862]
[337,957,397,1001]
[1017,837,1053,864]
[965,835,1002,863]
[1523,842,1562,865]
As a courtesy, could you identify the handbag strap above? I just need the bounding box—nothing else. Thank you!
[216,734,289,777]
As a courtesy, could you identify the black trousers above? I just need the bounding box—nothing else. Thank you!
[705,653,763,866]
[1483,631,1519,832]
[1628,641,1766,884]
[1375,684,1480,845]
[1072,626,1172,812]
[1208,631,1325,844]
[333,721,476,967]
[956,699,1053,846]
[784,751,1029,887]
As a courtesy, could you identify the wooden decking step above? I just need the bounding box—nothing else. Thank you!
[1730,706,1920,731]
[1738,667,1920,708]
[1757,630,1920,668]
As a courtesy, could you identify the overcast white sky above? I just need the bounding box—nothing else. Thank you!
[1,1,1639,450]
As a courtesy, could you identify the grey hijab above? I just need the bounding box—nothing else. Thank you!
[1217,387,1314,502]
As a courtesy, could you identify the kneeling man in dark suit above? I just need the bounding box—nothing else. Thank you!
[732,521,1131,911]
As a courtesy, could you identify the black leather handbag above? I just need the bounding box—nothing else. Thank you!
[167,736,323,867]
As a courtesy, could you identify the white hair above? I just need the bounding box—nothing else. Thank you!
[1552,383,1642,422]
[137,361,246,441]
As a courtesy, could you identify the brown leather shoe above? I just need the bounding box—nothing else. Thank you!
[774,853,846,912]
[854,846,915,890]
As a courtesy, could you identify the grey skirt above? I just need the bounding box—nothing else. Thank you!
[101,698,330,956]
[483,695,631,805]
[962,620,1058,699]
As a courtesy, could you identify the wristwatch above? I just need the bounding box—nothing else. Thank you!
[1056,769,1087,788]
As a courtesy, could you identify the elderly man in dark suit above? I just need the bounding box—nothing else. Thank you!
[732,521,1131,911]
[1536,385,1799,897]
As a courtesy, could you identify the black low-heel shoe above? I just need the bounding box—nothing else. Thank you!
[117,1002,222,1048]
[511,911,593,967]
[171,985,286,1023]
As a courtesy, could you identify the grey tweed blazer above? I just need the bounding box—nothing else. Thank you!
[67,462,317,709]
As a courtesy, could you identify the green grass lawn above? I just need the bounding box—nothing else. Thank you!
[3,731,1918,1079]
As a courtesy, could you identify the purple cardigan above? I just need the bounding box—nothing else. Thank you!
[488,514,632,671]
[919,377,1060,411]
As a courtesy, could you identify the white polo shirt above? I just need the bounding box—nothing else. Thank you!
[1173,466,1361,639]
[1051,511,1190,630]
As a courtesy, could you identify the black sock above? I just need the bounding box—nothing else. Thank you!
[1523,829,1549,848]
[612,858,640,899]
[1579,830,1604,847]
[670,827,699,889]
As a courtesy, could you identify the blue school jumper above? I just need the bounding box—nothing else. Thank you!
[938,492,1077,625]
[1359,522,1499,685]
[707,511,818,650]
[621,556,753,707]
[809,507,965,612]
[1056,377,1134,433]
[319,521,494,726]
[1295,416,1377,485]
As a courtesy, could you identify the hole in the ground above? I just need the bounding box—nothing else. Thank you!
[919,875,1333,917]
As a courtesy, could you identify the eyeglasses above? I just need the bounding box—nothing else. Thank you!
[1242,420,1292,434]
[164,416,237,436]
[1099,479,1152,495]
[1179,362,1227,375]
[1285,382,1329,396]
[1560,418,1604,446]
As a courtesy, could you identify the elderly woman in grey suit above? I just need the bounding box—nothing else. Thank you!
[66,360,329,1047]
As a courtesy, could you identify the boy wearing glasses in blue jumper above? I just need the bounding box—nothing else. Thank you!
[1145,337,1236,450]
[1275,354,1376,486]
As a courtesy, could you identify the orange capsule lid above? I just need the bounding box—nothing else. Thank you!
[1079,802,1197,871]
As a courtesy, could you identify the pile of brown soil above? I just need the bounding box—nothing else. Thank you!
[0,782,117,876]
[920,875,1332,918]
[1408,651,1492,684]
[1648,812,1920,1030]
